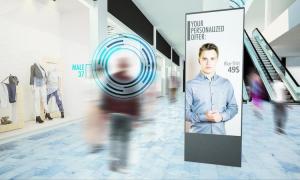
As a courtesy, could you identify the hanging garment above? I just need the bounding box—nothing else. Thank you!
[0,83,9,108]
[3,75,18,103]
[5,83,16,103]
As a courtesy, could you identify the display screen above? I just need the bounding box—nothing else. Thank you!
[185,8,244,166]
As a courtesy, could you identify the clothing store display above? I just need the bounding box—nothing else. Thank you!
[47,70,60,95]
[0,83,9,108]
[5,75,19,103]
[33,85,48,116]
[45,113,53,120]
[5,84,16,103]
[46,68,65,118]
[1,116,12,125]
[31,63,49,117]
[47,90,64,113]
[30,63,47,86]
[0,75,18,104]
[9,76,19,86]
[11,102,17,123]
[36,116,44,123]
[0,75,18,124]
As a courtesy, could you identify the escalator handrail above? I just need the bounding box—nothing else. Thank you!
[244,30,273,82]
[244,30,273,100]
[253,28,300,87]
[242,80,249,102]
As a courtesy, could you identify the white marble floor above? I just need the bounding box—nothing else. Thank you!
[0,94,300,179]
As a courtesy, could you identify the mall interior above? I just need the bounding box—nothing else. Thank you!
[0,0,300,179]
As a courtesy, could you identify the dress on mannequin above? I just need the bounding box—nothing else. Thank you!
[30,63,52,123]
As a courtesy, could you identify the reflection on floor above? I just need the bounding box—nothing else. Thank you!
[0,94,300,179]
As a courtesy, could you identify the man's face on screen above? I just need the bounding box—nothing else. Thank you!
[199,50,218,75]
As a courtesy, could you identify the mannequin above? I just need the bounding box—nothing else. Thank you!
[46,62,64,118]
[30,61,52,123]
[0,75,19,124]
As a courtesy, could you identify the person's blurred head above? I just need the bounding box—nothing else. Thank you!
[117,57,130,72]
[198,43,219,75]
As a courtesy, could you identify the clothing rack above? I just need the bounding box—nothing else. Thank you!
[1,74,12,83]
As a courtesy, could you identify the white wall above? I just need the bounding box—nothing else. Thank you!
[263,0,300,43]
[60,6,91,119]
[286,57,300,85]
[202,0,228,11]
[245,0,266,34]
[246,0,295,34]
[266,0,295,26]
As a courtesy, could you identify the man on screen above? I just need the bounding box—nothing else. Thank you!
[186,43,238,135]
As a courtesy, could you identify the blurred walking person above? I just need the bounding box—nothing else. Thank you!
[102,58,140,173]
[84,66,108,153]
[272,80,288,135]
[249,71,263,119]
[168,73,180,103]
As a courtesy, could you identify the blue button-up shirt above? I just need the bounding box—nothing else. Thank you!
[186,73,238,135]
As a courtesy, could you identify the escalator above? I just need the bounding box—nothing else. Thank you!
[243,28,300,104]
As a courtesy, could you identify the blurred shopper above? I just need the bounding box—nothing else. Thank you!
[249,71,263,119]
[272,80,288,135]
[102,58,140,173]
[83,66,109,153]
[85,102,108,153]
[141,82,157,122]
[168,74,180,103]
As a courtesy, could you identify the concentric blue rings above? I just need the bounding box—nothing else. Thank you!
[91,34,156,99]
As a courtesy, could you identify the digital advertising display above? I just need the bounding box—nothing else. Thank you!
[185,8,244,167]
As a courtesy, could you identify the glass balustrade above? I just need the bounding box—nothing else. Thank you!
[244,31,276,100]
[253,29,300,101]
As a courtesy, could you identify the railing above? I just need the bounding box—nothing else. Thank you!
[244,30,275,100]
[253,28,300,101]
[229,0,245,8]
[242,80,249,102]
[244,31,273,83]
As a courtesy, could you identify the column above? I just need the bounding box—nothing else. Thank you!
[89,0,107,54]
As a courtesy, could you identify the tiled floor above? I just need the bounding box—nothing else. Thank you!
[0,94,300,179]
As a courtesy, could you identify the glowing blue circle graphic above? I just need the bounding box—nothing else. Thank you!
[91,34,157,99]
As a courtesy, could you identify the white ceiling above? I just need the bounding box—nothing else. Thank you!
[132,0,205,57]
[132,0,230,57]
[53,0,230,57]
[52,0,85,13]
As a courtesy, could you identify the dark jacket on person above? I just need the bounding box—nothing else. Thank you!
[102,71,140,117]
